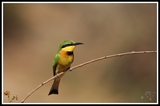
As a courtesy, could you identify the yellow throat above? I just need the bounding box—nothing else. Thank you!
[59,46,75,66]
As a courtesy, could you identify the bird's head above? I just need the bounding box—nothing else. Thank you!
[59,40,83,52]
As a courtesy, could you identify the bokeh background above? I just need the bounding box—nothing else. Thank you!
[3,3,157,103]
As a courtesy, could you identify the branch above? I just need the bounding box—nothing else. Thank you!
[20,50,156,103]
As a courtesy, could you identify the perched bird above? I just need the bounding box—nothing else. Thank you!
[48,40,83,95]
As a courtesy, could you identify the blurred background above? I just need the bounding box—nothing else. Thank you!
[3,3,157,103]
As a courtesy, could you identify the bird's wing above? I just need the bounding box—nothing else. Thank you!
[53,53,59,76]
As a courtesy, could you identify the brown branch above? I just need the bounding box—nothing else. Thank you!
[20,50,156,103]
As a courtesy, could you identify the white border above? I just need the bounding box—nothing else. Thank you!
[2,1,158,104]
[1,2,159,4]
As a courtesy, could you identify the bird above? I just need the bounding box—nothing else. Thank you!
[48,40,83,95]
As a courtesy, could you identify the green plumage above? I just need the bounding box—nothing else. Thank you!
[48,40,83,95]
[53,53,59,76]
[52,40,74,76]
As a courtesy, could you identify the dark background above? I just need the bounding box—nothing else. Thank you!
[3,3,157,103]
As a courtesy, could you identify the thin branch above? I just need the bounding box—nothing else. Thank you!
[20,50,156,103]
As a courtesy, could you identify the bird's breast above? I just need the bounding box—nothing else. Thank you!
[59,50,74,66]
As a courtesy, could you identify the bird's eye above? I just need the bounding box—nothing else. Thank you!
[61,44,73,48]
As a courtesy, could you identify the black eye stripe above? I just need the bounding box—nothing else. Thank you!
[61,44,73,48]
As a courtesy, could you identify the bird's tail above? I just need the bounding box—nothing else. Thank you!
[48,78,60,95]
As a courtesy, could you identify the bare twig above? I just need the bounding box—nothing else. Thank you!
[20,50,156,103]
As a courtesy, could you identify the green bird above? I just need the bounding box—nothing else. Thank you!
[48,40,83,95]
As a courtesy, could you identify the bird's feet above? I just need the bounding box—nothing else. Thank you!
[69,67,72,71]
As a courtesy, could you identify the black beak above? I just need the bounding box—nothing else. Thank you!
[74,42,84,46]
